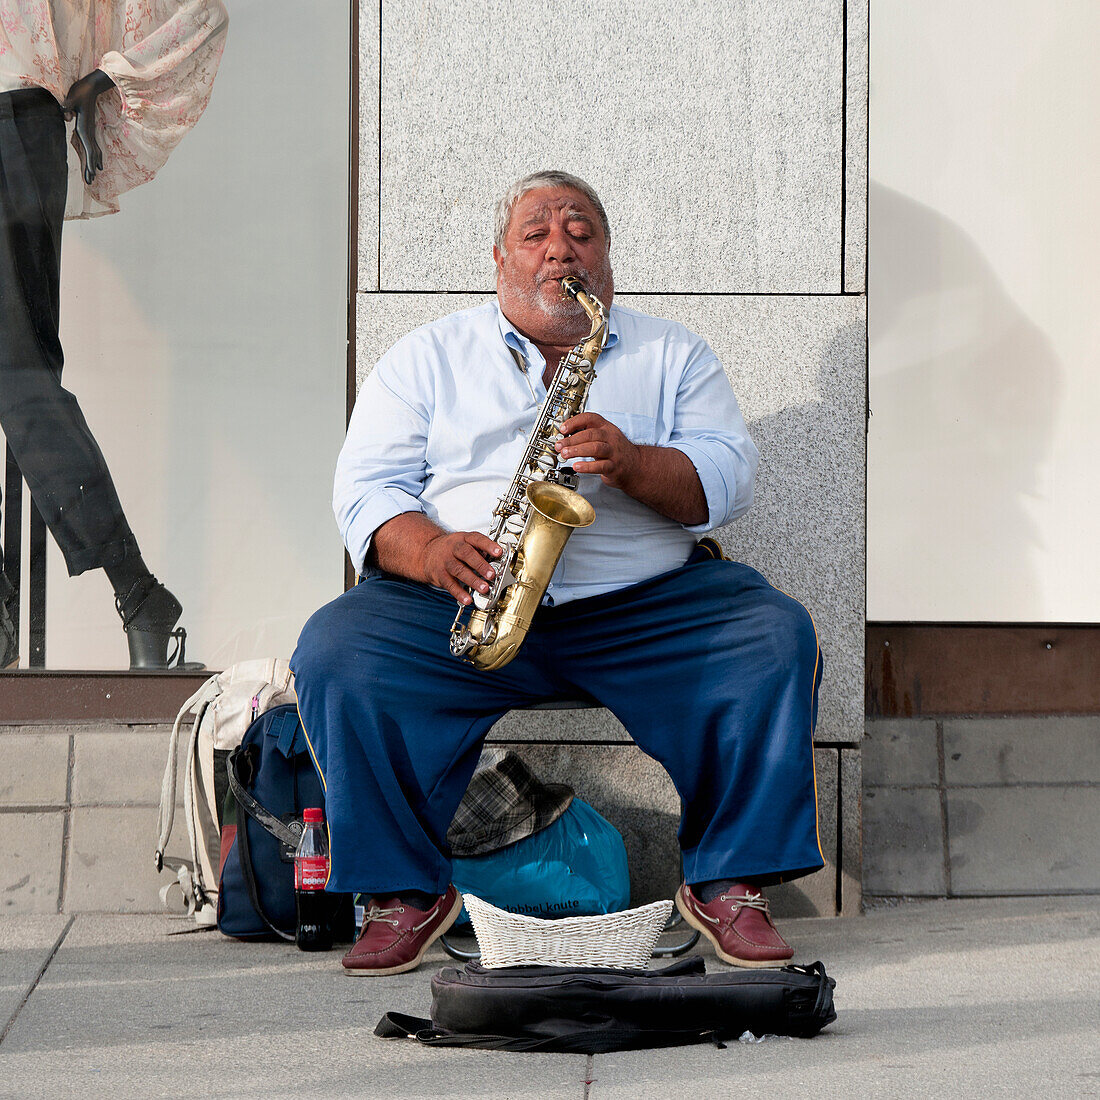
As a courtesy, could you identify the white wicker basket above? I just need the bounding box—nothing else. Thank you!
[462,894,674,969]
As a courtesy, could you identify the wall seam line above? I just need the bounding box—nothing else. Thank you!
[840,0,848,291]
[936,719,952,896]
[57,734,74,913]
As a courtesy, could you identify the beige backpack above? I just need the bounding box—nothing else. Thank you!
[154,658,296,924]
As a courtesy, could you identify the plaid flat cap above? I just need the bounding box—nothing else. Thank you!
[447,749,574,857]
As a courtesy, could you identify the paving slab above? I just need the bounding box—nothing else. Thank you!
[66,806,191,912]
[0,899,1096,1099]
[948,787,1100,893]
[592,897,1100,1098]
[71,725,180,807]
[862,787,945,897]
[0,917,69,1036]
[0,916,585,1099]
[0,812,64,915]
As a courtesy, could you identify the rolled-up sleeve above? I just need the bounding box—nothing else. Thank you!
[333,356,430,574]
[665,351,759,534]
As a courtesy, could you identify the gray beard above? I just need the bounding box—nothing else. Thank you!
[524,256,614,329]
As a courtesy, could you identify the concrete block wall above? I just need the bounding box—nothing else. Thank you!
[0,724,184,915]
[355,0,869,916]
[0,714,858,920]
[863,716,1100,900]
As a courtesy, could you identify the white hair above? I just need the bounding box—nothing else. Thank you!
[494,170,611,255]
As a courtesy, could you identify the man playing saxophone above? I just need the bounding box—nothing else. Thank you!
[292,170,824,976]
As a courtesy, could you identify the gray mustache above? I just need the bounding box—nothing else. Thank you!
[537,267,590,287]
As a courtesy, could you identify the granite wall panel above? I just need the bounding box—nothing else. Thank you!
[372,0,844,293]
[358,0,381,292]
[346,0,867,910]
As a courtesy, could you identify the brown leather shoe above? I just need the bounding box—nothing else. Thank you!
[342,885,463,976]
[675,883,794,968]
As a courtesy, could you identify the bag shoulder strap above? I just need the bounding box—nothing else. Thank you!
[234,786,295,942]
[226,745,303,850]
[154,676,221,870]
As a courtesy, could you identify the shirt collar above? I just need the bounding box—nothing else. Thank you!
[496,300,620,369]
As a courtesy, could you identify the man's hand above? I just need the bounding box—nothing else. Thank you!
[63,69,116,184]
[556,412,642,492]
[556,412,709,526]
[370,513,504,605]
[422,531,503,606]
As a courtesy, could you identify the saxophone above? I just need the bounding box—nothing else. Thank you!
[449,276,610,670]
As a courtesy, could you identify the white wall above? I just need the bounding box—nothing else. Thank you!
[869,0,1100,621]
[26,1,350,668]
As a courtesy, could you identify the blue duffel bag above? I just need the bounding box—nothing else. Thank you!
[217,703,352,940]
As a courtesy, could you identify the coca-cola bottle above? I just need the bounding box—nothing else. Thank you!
[294,807,333,951]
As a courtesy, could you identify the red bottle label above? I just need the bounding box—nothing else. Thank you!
[295,857,328,890]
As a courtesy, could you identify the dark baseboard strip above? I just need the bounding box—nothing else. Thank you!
[0,671,209,723]
[867,623,1100,717]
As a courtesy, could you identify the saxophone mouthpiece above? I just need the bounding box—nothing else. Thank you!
[560,275,584,300]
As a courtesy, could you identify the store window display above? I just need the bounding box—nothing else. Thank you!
[0,1,228,669]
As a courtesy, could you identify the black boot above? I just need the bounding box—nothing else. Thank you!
[115,577,204,671]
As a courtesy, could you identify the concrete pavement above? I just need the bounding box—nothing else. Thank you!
[1,896,1098,1099]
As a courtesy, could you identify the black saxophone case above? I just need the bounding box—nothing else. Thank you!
[375,956,836,1053]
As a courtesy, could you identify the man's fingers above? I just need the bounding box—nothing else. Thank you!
[465,532,502,559]
[557,428,602,448]
[572,459,612,476]
[451,565,489,596]
[560,439,612,461]
[446,578,473,605]
[558,412,605,435]
[454,543,496,586]
[443,558,485,599]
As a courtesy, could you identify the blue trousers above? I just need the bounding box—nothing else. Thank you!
[291,558,824,896]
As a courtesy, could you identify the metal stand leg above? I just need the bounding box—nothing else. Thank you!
[440,930,480,962]
[4,445,21,642]
[650,909,701,958]
[28,499,46,667]
[2,447,49,669]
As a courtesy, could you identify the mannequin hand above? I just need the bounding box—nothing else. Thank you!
[63,70,116,184]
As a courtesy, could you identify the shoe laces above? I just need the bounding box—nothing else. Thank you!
[719,890,771,916]
[364,903,404,927]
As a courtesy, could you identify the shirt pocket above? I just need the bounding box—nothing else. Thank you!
[600,411,660,446]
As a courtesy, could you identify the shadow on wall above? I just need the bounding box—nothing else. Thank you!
[868,182,1061,619]
[720,312,865,739]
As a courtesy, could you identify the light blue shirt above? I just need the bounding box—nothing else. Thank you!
[335,301,758,605]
